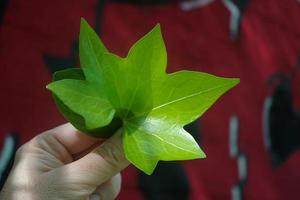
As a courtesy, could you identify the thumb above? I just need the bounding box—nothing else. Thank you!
[48,129,129,197]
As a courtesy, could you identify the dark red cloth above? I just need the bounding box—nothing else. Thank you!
[1,0,300,199]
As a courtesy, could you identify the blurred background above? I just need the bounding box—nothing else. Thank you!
[0,0,300,199]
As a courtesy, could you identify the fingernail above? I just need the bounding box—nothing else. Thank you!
[90,193,100,200]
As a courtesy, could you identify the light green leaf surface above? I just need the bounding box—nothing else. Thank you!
[79,18,108,85]
[47,18,240,174]
[127,24,167,79]
[151,71,240,125]
[47,79,115,130]
[123,116,205,175]
[51,68,121,137]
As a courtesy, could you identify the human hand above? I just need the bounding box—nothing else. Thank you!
[0,123,129,200]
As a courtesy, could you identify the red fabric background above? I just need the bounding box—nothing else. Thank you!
[1,0,300,199]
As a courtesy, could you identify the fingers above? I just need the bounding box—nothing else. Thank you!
[91,173,122,200]
[70,129,128,185]
[14,123,102,172]
[9,123,127,200]
[51,123,102,155]
[49,129,129,195]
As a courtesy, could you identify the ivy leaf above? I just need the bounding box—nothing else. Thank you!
[51,68,122,138]
[47,18,240,175]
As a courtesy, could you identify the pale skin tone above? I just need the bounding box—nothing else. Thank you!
[0,123,129,200]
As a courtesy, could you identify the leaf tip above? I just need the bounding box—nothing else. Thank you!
[143,161,159,175]
[79,17,93,35]
[233,78,240,84]
[152,23,162,35]
[221,77,240,91]
[46,82,54,91]
[125,153,158,175]
[194,146,207,159]
[80,17,88,26]
[230,78,240,88]
[154,23,161,29]
[200,151,207,159]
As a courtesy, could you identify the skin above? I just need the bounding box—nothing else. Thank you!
[0,123,129,200]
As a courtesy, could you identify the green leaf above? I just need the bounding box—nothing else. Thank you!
[52,68,88,133]
[79,18,108,85]
[47,18,240,174]
[51,68,121,138]
[127,24,167,79]
[151,71,240,125]
[123,116,205,175]
[47,79,115,130]
[53,68,85,81]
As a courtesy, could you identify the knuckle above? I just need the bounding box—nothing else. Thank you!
[31,134,47,146]
[15,143,28,158]
[15,133,47,158]
[95,141,126,171]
